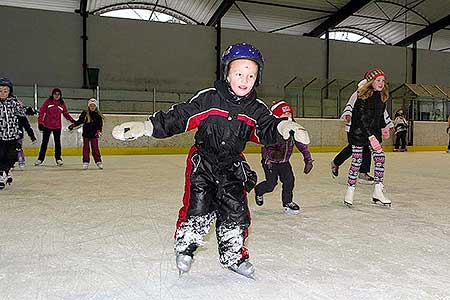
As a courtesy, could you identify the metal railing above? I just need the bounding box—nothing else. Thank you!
[13,81,450,121]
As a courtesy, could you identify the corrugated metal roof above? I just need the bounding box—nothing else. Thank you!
[405,83,450,98]
[1,0,79,13]
[1,0,449,51]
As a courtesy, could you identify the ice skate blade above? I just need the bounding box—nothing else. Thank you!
[343,200,353,208]
[283,209,300,215]
[229,268,256,280]
[372,198,392,207]
[178,270,189,278]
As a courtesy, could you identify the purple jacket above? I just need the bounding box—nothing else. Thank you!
[261,137,312,164]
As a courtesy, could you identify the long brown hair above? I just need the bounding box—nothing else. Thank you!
[357,79,389,102]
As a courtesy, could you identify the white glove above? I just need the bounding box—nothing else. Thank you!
[112,121,153,141]
[277,120,310,144]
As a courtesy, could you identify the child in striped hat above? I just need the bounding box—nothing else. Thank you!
[344,68,392,207]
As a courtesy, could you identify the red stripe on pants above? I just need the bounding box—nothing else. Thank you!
[175,145,197,232]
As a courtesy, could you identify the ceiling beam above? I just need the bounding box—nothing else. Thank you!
[304,0,372,37]
[207,0,235,26]
[395,14,450,47]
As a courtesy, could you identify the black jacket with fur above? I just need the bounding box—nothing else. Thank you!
[349,91,386,146]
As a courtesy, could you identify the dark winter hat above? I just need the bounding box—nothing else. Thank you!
[365,68,385,82]
[0,77,13,96]
[271,100,293,117]
[51,88,62,96]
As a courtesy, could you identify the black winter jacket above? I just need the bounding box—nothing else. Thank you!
[72,110,103,138]
[349,91,387,146]
[150,80,283,166]
[18,115,36,141]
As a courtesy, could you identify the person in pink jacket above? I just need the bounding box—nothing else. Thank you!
[35,88,74,166]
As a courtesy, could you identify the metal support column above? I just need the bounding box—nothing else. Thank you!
[215,19,222,81]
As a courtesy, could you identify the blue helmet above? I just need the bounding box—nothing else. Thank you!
[0,78,13,96]
[221,43,264,86]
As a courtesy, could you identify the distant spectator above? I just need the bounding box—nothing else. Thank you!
[393,109,408,152]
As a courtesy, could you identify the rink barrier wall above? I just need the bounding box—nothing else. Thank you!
[22,145,448,157]
[21,115,449,156]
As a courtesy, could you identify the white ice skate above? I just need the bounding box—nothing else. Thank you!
[176,254,193,276]
[229,260,255,279]
[56,159,64,166]
[6,171,13,185]
[372,183,391,207]
[283,202,300,215]
[255,194,264,206]
[82,163,89,170]
[96,162,103,169]
[344,186,355,207]
[0,171,6,190]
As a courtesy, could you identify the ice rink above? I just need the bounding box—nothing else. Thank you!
[1,151,449,300]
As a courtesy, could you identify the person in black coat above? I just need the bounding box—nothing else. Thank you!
[69,98,104,169]
[344,68,392,207]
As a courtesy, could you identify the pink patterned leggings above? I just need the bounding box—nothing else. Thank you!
[347,145,385,187]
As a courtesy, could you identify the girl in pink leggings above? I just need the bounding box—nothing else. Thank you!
[69,98,104,169]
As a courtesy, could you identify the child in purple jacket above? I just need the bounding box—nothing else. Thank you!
[254,101,313,214]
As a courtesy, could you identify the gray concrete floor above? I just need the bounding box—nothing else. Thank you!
[0,152,449,300]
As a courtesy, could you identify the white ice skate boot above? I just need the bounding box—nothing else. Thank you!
[96,162,103,169]
[283,202,300,215]
[0,171,6,190]
[229,260,255,279]
[255,194,264,206]
[82,163,89,170]
[372,183,391,207]
[6,171,13,185]
[176,254,193,275]
[344,186,355,207]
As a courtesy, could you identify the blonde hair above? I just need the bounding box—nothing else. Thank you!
[86,105,104,123]
[357,79,389,102]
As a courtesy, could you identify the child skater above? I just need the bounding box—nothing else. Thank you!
[0,78,27,189]
[393,108,408,152]
[69,98,104,169]
[254,100,313,215]
[16,105,37,168]
[331,77,393,184]
[344,68,392,207]
[112,43,310,278]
